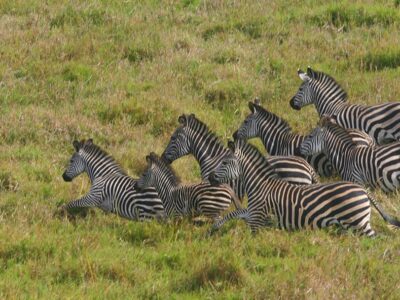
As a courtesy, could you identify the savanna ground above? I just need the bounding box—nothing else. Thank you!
[1,0,400,298]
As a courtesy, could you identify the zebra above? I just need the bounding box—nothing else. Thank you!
[162,114,320,203]
[62,139,165,220]
[290,66,400,144]
[136,152,234,220]
[208,138,400,236]
[300,116,400,193]
[236,99,376,177]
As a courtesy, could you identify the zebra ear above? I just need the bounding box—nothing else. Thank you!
[227,140,235,152]
[178,114,187,125]
[298,68,310,82]
[86,138,93,146]
[248,102,257,113]
[146,155,152,164]
[73,140,81,151]
[254,97,261,105]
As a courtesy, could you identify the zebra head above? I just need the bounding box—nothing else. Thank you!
[299,121,329,156]
[290,67,314,110]
[62,139,92,182]
[136,153,158,190]
[236,99,262,139]
[162,114,193,163]
[209,140,240,185]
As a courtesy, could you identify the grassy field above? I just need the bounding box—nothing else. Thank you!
[1,0,400,298]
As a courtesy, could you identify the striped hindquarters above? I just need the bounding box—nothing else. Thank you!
[268,155,320,185]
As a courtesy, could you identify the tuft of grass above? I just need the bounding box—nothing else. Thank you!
[181,257,244,291]
[359,49,400,71]
[0,172,19,192]
[202,24,226,40]
[50,6,108,29]
[308,4,400,29]
[212,49,240,64]
[204,80,252,110]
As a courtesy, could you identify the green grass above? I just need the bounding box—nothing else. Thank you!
[1,0,400,298]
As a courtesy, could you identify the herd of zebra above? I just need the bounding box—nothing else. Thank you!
[62,67,400,237]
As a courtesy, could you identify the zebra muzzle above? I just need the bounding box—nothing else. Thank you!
[62,172,72,182]
[290,97,301,110]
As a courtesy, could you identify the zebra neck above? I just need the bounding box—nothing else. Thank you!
[192,142,228,178]
[314,92,347,116]
[259,128,299,155]
[324,131,356,173]
[239,156,275,198]
[85,157,125,183]
[152,176,178,207]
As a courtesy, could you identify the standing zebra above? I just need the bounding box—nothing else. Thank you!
[62,139,165,220]
[301,116,400,193]
[208,138,400,236]
[162,114,319,203]
[290,67,400,144]
[236,99,375,177]
[136,152,233,220]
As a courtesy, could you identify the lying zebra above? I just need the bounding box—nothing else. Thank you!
[62,139,165,220]
[236,99,375,177]
[290,67,400,144]
[208,138,400,236]
[301,116,400,193]
[162,114,319,204]
[136,152,235,220]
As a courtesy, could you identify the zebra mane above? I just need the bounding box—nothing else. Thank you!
[234,139,280,179]
[187,115,226,151]
[253,103,292,132]
[307,68,348,102]
[321,119,356,148]
[149,153,181,186]
[80,140,127,176]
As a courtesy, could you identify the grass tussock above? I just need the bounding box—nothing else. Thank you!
[308,4,400,29]
[359,49,400,71]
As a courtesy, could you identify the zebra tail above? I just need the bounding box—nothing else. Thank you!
[221,183,243,210]
[367,191,400,229]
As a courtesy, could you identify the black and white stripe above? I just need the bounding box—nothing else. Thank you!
[62,139,164,220]
[162,114,319,202]
[208,138,400,236]
[290,67,400,144]
[136,152,233,220]
[301,116,400,193]
[236,99,375,177]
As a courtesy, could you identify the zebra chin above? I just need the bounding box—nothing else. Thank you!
[62,172,72,182]
[289,98,301,110]
[160,153,172,164]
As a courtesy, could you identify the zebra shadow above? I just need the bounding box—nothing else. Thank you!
[53,206,96,222]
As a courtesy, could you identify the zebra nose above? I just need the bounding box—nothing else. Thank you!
[290,97,300,110]
[62,172,72,182]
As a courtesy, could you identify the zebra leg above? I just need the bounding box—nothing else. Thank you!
[63,192,102,210]
[208,208,249,235]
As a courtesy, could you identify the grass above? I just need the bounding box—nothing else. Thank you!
[1,0,400,298]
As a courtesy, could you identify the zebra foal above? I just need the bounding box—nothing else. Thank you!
[290,67,400,144]
[301,116,400,193]
[208,138,400,236]
[62,139,165,220]
[136,152,234,220]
